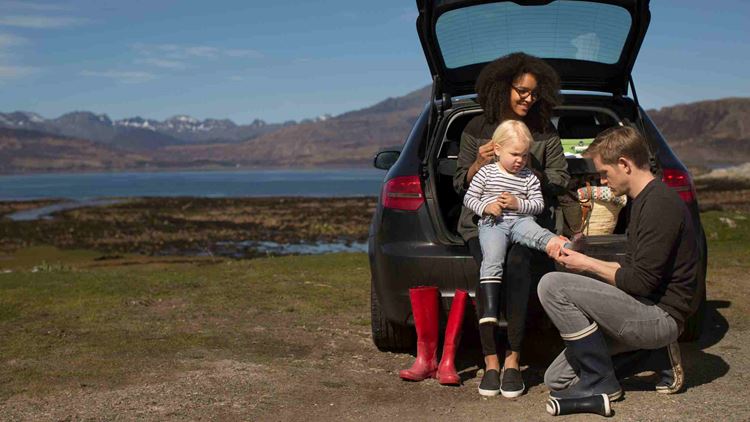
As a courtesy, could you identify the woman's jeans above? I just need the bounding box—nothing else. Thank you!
[538,272,681,390]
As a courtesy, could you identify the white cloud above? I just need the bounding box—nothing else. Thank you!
[399,9,419,22]
[225,49,263,59]
[132,43,262,60]
[136,57,187,70]
[0,15,88,29]
[183,46,220,58]
[81,70,156,84]
[0,33,30,78]
[0,64,35,78]
[0,1,69,12]
[0,33,27,48]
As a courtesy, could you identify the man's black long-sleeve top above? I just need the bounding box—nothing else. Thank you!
[615,179,699,328]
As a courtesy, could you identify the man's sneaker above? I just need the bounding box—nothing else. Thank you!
[613,341,684,394]
[478,369,501,396]
[500,367,525,398]
[656,342,684,394]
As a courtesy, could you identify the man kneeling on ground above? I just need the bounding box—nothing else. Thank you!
[538,126,698,401]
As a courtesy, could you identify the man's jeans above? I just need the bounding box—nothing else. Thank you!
[538,272,680,390]
[478,216,555,281]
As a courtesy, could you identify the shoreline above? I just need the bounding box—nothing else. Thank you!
[0,196,377,259]
[2,173,749,259]
[1,161,745,177]
[0,164,378,177]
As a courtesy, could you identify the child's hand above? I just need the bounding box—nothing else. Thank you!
[484,202,503,217]
[545,235,569,259]
[497,192,519,210]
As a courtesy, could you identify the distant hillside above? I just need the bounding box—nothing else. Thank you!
[157,86,432,167]
[0,111,295,151]
[647,97,750,166]
[161,92,749,168]
[0,128,152,173]
[1,91,747,172]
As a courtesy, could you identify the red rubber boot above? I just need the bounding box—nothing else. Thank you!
[399,286,439,381]
[436,289,468,385]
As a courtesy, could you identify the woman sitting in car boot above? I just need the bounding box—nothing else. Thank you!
[453,52,574,398]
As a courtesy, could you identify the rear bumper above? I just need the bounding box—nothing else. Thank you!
[369,234,475,325]
[369,231,628,326]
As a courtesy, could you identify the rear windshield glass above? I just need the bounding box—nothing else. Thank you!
[436,1,632,69]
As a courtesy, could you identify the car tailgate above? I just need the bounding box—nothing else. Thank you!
[572,234,627,263]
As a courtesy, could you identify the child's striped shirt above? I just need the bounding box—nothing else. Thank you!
[463,163,545,221]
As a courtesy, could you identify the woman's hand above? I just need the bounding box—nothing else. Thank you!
[467,141,495,184]
[474,142,495,167]
[497,192,519,210]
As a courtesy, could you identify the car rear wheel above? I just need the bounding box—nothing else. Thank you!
[679,246,708,342]
[371,280,415,351]
[679,290,706,342]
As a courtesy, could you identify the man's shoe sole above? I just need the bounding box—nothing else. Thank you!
[549,389,623,402]
[656,342,684,394]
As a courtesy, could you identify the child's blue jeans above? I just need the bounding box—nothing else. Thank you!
[478,216,556,282]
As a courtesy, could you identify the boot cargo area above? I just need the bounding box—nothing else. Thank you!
[428,97,643,257]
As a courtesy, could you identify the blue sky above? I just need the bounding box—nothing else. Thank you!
[0,0,748,124]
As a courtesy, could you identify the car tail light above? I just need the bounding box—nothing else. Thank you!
[382,176,424,211]
[662,168,696,202]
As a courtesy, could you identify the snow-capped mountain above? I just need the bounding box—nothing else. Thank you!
[0,111,293,149]
[0,111,48,132]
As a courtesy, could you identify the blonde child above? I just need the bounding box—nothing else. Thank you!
[463,120,566,326]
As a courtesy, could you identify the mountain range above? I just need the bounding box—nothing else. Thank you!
[1,89,748,173]
[646,97,750,167]
[0,111,310,149]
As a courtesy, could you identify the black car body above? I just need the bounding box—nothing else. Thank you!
[368,0,707,351]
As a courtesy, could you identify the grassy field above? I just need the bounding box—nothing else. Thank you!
[0,249,371,400]
[0,210,748,420]
[698,210,750,331]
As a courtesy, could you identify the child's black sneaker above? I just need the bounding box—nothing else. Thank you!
[500,367,525,398]
[478,369,501,397]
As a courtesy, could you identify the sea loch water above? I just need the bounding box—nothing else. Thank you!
[0,168,385,200]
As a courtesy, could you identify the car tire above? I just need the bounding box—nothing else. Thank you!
[679,288,706,342]
[679,246,707,342]
[371,280,416,351]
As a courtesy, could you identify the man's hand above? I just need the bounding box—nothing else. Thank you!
[484,202,503,217]
[545,236,569,259]
[555,247,591,273]
[556,247,621,286]
[497,192,519,210]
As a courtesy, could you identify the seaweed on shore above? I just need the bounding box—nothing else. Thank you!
[0,197,376,258]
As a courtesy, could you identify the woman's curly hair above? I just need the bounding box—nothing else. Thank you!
[475,52,562,132]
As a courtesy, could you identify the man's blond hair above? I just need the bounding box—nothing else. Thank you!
[586,126,650,169]
[491,120,533,149]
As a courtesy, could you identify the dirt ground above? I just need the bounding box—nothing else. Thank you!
[0,254,747,422]
[1,304,747,422]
